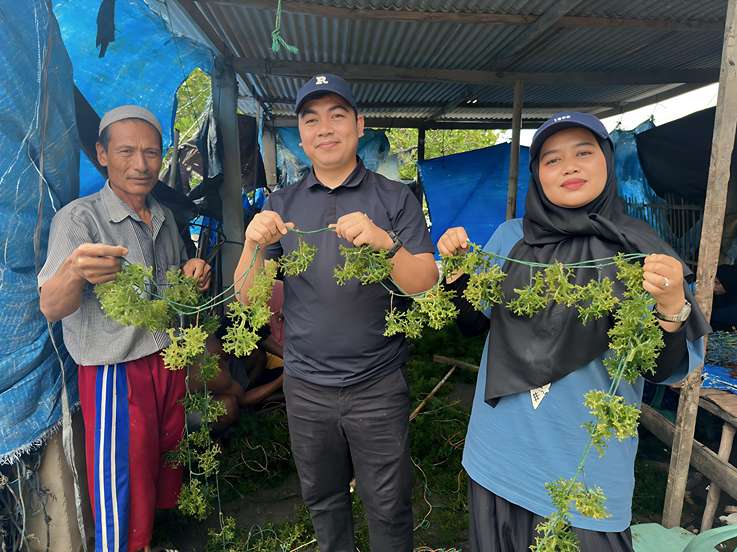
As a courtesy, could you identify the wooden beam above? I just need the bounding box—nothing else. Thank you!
[203,0,723,32]
[234,58,718,87]
[260,96,621,112]
[433,355,480,373]
[506,81,524,220]
[662,0,737,528]
[261,121,277,189]
[641,404,737,503]
[493,0,584,67]
[417,128,426,163]
[211,58,244,289]
[272,116,547,130]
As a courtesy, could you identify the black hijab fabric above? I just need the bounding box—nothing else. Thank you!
[485,138,710,404]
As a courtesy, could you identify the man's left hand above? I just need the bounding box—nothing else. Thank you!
[182,258,212,291]
[331,211,393,251]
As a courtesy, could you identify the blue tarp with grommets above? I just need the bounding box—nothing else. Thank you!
[0,0,213,463]
[420,142,531,250]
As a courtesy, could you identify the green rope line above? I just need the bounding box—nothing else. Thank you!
[271,0,299,54]
[121,226,650,315]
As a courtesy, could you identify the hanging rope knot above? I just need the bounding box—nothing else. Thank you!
[271,0,300,54]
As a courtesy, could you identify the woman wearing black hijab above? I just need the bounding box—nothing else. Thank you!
[437,113,710,552]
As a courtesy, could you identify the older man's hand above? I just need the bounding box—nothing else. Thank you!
[182,258,212,291]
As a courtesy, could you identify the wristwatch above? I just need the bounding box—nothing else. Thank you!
[654,300,691,323]
[386,230,403,258]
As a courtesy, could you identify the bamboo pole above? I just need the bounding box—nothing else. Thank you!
[506,80,524,220]
[662,0,737,527]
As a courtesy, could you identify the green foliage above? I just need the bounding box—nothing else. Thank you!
[507,271,548,317]
[334,245,393,285]
[385,304,426,339]
[222,261,277,358]
[583,390,641,456]
[576,278,619,325]
[415,285,459,330]
[95,264,171,331]
[532,479,609,552]
[163,270,201,308]
[278,238,317,276]
[386,128,500,180]
[177,478,215,521]
[197,352,221,383]
[604,256,664,383]
[531,514,580,552]
[183,392,227,425]
[463,266,506,311]
[162,326,208,371]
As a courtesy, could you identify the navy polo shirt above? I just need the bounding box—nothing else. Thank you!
[264,159,434,386]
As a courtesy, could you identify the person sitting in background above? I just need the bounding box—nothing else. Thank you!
[712,264,737,331]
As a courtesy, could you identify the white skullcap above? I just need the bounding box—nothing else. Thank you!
[98,105,163,137]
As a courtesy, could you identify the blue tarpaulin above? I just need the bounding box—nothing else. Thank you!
[0,0,213,463]
[53,0,213,196]
[0,0,80,464]
[420,142,530,249]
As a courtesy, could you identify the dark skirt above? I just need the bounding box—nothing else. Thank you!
[468,478,634,552]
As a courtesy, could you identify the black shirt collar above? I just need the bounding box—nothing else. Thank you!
[306,157,367,190]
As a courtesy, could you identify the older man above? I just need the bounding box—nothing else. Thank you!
[234,75,438,551]
[38,106,210,552]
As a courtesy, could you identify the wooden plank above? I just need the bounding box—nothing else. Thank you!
[662,0,737,528]
[203,1,722,31]
[233,58,718,87]
[701,423,736,531]
[698,394,737,428]
[433,355,480,373]
[641,404,737,502]
[506,80,524,220]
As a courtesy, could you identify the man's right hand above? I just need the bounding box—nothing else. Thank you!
[68,243,128,285]
[245,210,294,248]
[437,227,470,257]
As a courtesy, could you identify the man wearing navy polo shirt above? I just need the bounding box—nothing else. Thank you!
[234,74,438,551]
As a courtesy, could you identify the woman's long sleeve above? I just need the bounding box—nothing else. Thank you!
[444,273,490,337]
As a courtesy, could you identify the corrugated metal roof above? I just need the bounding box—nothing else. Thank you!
[181,0,727,126]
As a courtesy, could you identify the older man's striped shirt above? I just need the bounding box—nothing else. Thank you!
[38,183,187,365]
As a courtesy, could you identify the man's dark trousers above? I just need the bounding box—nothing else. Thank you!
[283,368,413,552]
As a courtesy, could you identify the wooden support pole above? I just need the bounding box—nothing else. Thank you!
[410,365,456,421]
[167,129,180,190]
[506,80,524,220]
[261,122,277,189]
[211,58,244,289]
[662,0,737,528]
[701,423,736,531]
[417,128,426,163]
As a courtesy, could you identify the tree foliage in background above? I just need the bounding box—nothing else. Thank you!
[175,68,212,143]
[386,128,500,180]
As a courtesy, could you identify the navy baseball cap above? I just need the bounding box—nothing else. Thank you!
[530,112,611,162]
[295,74,357,115]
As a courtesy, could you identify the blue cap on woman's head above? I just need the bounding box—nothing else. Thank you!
[530,112,611,162]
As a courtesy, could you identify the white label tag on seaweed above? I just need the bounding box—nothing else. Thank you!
[530,384,551,409]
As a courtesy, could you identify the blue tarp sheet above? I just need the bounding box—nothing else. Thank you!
[703,364,737,394]
[420,142,530,249]
[53,0,213,196]
[0,0,80,464]
[0,0,213,463]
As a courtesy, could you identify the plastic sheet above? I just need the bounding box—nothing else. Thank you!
[420,142,530,249]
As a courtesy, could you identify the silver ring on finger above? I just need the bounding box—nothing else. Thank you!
[663,276,670,288]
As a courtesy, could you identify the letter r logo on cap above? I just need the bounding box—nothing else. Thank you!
[315,76,328,85]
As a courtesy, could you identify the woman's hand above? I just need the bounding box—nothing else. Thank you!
[643,254,687,331]
[437,227,470,283]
